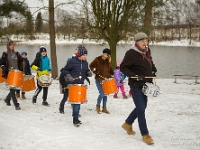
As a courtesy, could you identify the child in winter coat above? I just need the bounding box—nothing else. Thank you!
[31,47,52,106]
[113,63,128,99]
[0,40,23,110]
[16,51,31,99]
[62,45,92,126]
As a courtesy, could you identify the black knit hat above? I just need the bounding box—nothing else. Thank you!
[103,48,111,55]
[40,47,47,53]
[77,45,88,56]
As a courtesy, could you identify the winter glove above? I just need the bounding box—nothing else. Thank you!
[87,71,92,77]
[86,77,90,85]
[66,74,74,82]
[119,80,123,84]
[152,71,157,77]
[31,65,39,70]
[1,65,8,78]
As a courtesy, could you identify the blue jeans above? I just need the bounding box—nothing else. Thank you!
[60,89,68,106]
[125,87,148,136]
[95,80,107,107]
[71,104,80,118]
[16,90,25,94]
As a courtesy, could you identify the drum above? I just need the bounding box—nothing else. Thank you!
[142,82,160,97]
[38,75,52,87]
[68,84,87,104]
[0,69,6,83]
[101,78,118,95]
[6,70,24,89]
[22,75,36,92]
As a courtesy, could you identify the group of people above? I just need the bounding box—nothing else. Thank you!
[0,32,157,145]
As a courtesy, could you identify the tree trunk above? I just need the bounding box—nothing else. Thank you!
[108,41,117,69]
[144,0,153,37]
[49,0,58,79]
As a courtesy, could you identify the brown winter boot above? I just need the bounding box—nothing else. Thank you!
[122,94,128,99]
[21,94,26,100]
[16,93,20,98]
[142,134,154,145]
[122,122,136,135]
[96,105,101,114]
[102,106,110,114]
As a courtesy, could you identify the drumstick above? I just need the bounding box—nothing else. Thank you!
[130,76,156,79]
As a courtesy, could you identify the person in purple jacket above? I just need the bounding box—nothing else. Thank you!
[113,61,128,99]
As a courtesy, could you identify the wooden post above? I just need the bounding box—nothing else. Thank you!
[174,76,177,83]
[195,76,199,84]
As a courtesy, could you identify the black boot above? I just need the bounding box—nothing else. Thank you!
[32,96,37,104]
[73,118,82,127]
[42,101,50,106]
[15,103,21,110]
[4,99,11,106]
[59,106,64,114]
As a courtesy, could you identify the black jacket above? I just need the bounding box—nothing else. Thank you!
[0,51,23,78]
[120,48,157,88]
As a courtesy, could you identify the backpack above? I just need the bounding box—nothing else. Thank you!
[59,68,68,87]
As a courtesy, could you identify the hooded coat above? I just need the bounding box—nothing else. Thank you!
[0,42,23,78]
[120,45,157,88]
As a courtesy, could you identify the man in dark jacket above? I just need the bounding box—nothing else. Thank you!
[63,44,92,127]
[0,40,23,110]
[120,32,157,145]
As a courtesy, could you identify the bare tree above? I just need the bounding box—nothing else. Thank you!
[49,0,58,79]
[81,0,142,68]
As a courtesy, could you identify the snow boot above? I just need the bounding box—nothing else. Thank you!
[42,101,50,106]
[21,94,26,100]
[16,93,20,98]
[142,134,154,145]
[59,106,64,114]
[122,122,136,135]
[113,93,118,99]
[129,90,132,97]
[15,103,21,110]
[4,99,11,106]
[73,118,82,127]
[96,105,101,114]
[32,96,37,104]
[102,106,110,114]
[122,94,128,99]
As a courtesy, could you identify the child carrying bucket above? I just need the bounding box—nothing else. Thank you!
[113,60,128,99]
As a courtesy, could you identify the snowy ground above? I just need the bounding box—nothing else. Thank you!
[0,77,200,150]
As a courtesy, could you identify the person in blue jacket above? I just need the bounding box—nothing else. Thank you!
[16,51,32,99]
[63,44,92,127]
[31,47,52,106]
